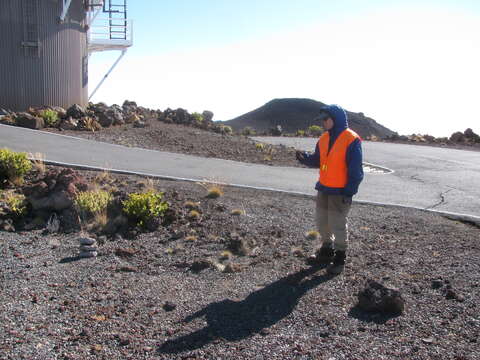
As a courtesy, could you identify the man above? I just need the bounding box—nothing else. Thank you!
[296,105,363,274]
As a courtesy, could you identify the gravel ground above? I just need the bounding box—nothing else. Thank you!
[44,119,299,167]
[1,170,479,360]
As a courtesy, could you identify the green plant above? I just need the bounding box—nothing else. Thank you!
[255,143,265,150]
[39,109,59,127]
[307,125,323,137]
[75,189,112,218]
[2,192,27,217]
[0,148,32,184]
[241,127,256,136]
[305,230,320,240]
[296,130,306,137]
[122,190,169,228]
[221,125,233,135]
[206,185,224,199]
[191,112,204,126]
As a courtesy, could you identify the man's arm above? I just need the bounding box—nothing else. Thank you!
[296,140,320,168]
[344,139,364,196]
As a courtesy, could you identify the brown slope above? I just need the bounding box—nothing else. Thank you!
[223,98,396,138]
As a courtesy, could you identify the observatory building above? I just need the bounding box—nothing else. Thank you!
[0,0,133,111]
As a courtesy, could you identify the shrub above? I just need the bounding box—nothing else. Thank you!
[0,148,32,184]
[231,209,245,216]
[2,192,27,218]
[191,112,204,126]
[255,143,265,150]
[296,130,306,137]
[206,185,224,199]
[75,190,112,218]
[241,127,256,136]
[39,109,59,127]
[307,125,323,137]
[221,125,233,135]
[122,190,169,228]
[305,230,320,240]
[188,210,201,220]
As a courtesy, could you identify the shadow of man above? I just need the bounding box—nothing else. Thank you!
[159,266,335,355]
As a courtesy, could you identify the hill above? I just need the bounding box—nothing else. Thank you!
[223,98,396,138]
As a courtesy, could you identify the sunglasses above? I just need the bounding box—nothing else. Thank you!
[317,113,331,122]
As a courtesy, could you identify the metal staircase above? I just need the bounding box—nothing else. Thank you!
[86,0,133,52]
[83,0,133,100]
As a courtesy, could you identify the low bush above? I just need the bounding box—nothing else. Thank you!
[221,125,233,135]
[191,112,204,126]
[241,127,256,136]
[75,189,112,218]
[2,192,27,218]
[39,109,59,127]
[255,143,265,150]
[307,125,323,137]
[206,185,224,199]
[296,130,306,137]
[122,190,169,228]
[0,148,32,184]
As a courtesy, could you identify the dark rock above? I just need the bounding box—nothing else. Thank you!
[117,265,138,273]
[163,301,177,312]
[133,119,146,128]
[66,104,87,119]
[431,279,444,289]
[16,112,44,129]
[114,247,136,258]
[190,259,212,273]
[202,110,214,122]
[174,108,189,124]
[464,128,480,142]
[59,117,78,130]
[450,131,465,143]
[357,279,405,314]
[1,219,15,232]
[228,233,250,256]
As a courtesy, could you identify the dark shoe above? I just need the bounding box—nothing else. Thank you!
[307,246,334,266]
[327,250,346,275]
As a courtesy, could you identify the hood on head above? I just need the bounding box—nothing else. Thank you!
[320,104,348,135]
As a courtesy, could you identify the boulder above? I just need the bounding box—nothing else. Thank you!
[133,119,146,128]
[66,104,87,119]
[357,279,405,315]
[52,106,67,119]
[464,128,480,142]
[16,112,44,129]
[59,116,78,130]
[202,110,214,122]
[174,108,189,124]
[450,131,465,143]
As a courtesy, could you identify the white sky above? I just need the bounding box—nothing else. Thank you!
[89,7,480,137]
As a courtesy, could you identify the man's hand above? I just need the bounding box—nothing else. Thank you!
[295,150,305,162]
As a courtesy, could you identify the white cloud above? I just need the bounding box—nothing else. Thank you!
[89,6,480,137]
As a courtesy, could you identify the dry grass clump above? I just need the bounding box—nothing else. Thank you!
[206,185,224,199]
[230,208,245,216]
[305,230,320,240]
[188,210,201,220]
[29,152,46,176]
[219,250,233,260]
[184,201,201,210]
[185,235,198,242]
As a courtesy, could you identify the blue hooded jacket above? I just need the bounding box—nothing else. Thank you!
[298,105,364,196]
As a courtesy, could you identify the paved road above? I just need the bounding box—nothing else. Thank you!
[1,124,479,216]
[254,137,480,216]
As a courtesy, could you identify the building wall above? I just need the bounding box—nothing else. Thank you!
[0,0,88,111]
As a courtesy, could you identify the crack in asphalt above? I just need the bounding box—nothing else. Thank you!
[426,189,454,210]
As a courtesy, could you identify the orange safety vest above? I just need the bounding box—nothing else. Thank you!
[319,128,361,188]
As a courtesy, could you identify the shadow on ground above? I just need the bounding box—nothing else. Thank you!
[158,265,335,355]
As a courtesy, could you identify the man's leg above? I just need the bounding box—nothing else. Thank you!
[316,191,332,247]
[326,195,352,274]
[310,191,334,265]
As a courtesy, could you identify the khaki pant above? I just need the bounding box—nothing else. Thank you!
[315,192,352,252]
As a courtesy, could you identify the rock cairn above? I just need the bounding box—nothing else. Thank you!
[79,236,98,258]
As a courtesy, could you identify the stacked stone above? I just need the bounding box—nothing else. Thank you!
[79,237,98,258]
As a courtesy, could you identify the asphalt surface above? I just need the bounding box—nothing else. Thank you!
[1,124,479,216]
[254,136,480,216]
